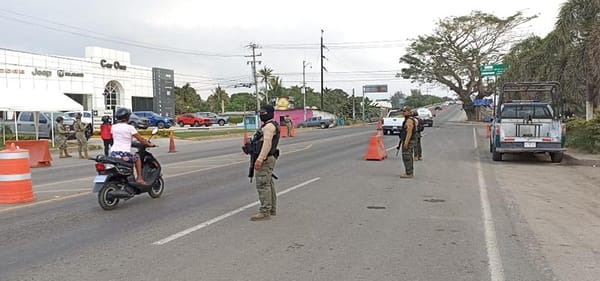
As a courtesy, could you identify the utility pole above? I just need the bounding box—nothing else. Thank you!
[303,60,311,122]
[362,86,365,121]
[352,88,356,120]
[320,29,327,110]
[246,43,262,111]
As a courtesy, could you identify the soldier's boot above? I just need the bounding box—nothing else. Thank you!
[59,151,67,158]
[250,213,271,221]
[400,174,414,179]
[64,150,72,158]
[83,149,89,159]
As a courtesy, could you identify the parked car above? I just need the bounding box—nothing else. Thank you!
[297,116,335,129]
[416,108,434,127]
[127,113,150,129]
[133,111,173,128]
[176,113,212,127]
[64,111,94,138]
[195,112,229,126]
[6,112,77,139]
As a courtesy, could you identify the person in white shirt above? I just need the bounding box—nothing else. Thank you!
[110,108,155,185]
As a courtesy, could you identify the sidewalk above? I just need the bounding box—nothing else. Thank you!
[564,149,600,166]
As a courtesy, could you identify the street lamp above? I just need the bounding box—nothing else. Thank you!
[303,60,312,122]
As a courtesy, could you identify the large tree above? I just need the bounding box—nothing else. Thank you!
[399,11,535,120]
[390,91,406,108]
[258,66,274,103]
[226,92,257,112]
[206,86,230,113]
[174,83,203,114]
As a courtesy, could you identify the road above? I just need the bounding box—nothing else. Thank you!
[1,105,599,281]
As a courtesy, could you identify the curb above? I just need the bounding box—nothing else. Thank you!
[563,152,600,166]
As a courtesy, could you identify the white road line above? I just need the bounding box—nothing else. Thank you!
[34,178,89,188]
[152,177,321,246]
[473,128,505,281]
[34,189,90,193]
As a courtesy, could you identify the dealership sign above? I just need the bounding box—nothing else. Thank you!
[57,70,84,78]
[32,68,52,77]
[100,59,127,70]
[0,68,25,74]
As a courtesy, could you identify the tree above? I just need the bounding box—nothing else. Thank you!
[390,91,406,108]
[269,76,284,99]
[206,86,230,113]
[258,67,274,104]
[400,11,535,120]
[174,83,203,115]
[226,92,257,112]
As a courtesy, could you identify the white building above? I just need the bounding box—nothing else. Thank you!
[0,47,162,116]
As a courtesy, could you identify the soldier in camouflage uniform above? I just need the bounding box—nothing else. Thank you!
[55,116,72,158]
[74,113,88,159]
[251,105,281,221]
[400,106,417,178]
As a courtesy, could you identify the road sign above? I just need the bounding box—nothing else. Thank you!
[363,85,388,93]
[480,64,508,77]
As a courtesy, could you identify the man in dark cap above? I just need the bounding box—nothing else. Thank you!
[251,104,281,221]
[400,106,417,178]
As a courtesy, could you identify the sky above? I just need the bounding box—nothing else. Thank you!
[0,0,566,100]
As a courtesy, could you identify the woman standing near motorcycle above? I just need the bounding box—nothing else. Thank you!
[111,108,155,185]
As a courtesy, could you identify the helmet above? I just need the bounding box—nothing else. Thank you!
[55,116,64,123]
[115,108,132,121]
[101,115,111,123]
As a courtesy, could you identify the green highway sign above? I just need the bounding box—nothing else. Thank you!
[480,64,508,77]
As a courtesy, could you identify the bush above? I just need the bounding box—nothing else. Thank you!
[228,115,244,124]
[565,115,600,153]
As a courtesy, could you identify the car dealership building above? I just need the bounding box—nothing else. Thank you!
[0,46,175,118]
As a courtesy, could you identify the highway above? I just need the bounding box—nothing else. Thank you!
[1,105,599,281]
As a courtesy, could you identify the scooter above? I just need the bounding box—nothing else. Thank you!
[91,128,164,210]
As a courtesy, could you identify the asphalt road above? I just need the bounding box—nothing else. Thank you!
[1,105,598,281]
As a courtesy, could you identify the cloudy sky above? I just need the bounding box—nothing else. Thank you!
[0,0,565,100]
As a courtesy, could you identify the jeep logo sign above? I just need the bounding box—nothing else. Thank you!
[100,59,127,70]
[32,68,52,77]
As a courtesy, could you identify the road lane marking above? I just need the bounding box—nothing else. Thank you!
[34,189,90,193]
[152,177,321,246]
[0,192,92,213]
[474,128,505,281]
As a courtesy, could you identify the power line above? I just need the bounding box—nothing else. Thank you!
[0,9,245,58]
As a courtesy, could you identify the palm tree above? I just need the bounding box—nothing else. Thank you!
[207,86,229,113]
[258,67,273,104]
[269,76,283,99]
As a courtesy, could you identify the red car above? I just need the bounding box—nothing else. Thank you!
[176,113,212,127]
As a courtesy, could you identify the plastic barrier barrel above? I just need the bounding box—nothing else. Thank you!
[0,143,35,204]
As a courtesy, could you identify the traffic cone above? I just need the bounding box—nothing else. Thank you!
[365,134,386,161]
[168,130,177,153]
[291,127,296,137]
[280,126,288,138]
[243,131,248,145]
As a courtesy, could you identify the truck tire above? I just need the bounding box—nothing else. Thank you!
[550,152,563,163]
[492,151,502,161]
[320,123,327,129]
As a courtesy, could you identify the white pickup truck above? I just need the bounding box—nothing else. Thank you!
[489,82,566,162]
[382,109,404,135]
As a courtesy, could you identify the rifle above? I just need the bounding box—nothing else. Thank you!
[242,130,279,182]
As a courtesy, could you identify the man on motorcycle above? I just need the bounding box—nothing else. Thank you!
[111,108,155,185]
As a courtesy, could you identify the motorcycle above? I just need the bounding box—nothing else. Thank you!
[91,128,164,210]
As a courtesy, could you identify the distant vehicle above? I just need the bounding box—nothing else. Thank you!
[297,116,335,129]
[7,112,76,139]
[416,108,434,127]
[64,111,93,138]
[176,113,212,127]
[490,82,565,162]
[127,113,150,129]
[382,109,404,135]
[133,111,172,129]
[195,112,229,126]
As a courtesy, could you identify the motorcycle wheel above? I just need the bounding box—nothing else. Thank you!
[148,176,164,198]
[98,182,120,210]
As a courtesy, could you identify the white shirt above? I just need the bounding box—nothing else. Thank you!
[110,123,138,152]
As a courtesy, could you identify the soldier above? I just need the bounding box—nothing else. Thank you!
[413,111,424,161]
[284,114,293,137]
[55,116,72,158]
[251,104,281,221]
[74,112,88,159]
[400,106,417,178]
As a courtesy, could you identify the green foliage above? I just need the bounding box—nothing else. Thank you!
[175,83,204,114]
[206,86,230,113]
[390,91,406,108]
[226,92,257,112]
[565,115,600,153]
[228,115,244,124]
[400,10,535,120]
[403,94,445,108]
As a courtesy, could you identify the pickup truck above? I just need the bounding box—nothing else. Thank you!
[6,112,76,139]
[297,116,335,129]
[490,82,565,162]
[382,109,404,135]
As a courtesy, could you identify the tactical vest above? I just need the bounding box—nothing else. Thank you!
[401,117,418,142]
[261,120,280,156]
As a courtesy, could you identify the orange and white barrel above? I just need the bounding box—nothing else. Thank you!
[0,143,35,204]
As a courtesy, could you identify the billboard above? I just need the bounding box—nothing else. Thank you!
[152,68,175,118]
[363,85,388,93]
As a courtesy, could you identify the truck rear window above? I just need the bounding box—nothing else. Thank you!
[501,105,552,119]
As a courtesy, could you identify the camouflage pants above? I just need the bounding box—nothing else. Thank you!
[402,140,416,175]
[286,124,292,136]
[414,135,422,158]
[76,132,88,154]
[55,135,67,150]
[255,155,277,214]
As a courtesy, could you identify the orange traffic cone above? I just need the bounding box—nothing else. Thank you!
[377,134,387,158]
[365,134,386,161]
[168,130,177,153]
[280,126,288,138]
[243,131,248,145]
[291,127,296,137]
